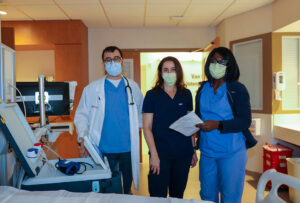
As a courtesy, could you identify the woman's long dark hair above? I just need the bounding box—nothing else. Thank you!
[152,56,186,93]
[204,47,240,82]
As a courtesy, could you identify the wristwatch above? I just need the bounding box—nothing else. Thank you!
[218,121,223,131]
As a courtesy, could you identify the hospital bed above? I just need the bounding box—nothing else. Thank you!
[256,169,300,203]
[0,186,212,203]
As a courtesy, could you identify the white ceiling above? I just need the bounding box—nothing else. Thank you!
[0,0,275,28]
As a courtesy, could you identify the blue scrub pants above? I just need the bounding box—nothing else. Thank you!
[148,156,192,198]
[199,149,247,203]
[104,152,132,194]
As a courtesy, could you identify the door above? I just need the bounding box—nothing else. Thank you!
[122,50,142,162]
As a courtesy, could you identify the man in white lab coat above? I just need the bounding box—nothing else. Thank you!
[74,46,143,193]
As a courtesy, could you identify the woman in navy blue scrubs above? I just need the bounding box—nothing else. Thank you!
[143,56,198,198]
[195,47,257,203]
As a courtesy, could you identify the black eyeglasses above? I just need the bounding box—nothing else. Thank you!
[211,59,228,66]
[104,56,122,64]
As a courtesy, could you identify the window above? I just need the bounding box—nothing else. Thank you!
[233,39,263,110]
[282,36,300,110]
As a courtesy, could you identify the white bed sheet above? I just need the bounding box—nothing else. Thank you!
[0,186,212,203]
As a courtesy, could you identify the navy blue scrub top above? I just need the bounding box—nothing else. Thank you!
[143,88,194,159]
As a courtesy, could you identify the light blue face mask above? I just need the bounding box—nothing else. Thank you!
[105,62,122,77]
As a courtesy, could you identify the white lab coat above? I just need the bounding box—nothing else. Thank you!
[74,75,143,190]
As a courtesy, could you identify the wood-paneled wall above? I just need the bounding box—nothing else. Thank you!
[1,20,89,158]
[1,27,15,49]
[2,20,89,119]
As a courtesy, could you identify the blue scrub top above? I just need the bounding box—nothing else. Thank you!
[199,82,246,158]
[143,88,194,159]
[100,78,131,153]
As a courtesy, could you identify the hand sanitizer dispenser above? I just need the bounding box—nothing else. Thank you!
[273,72,286,100]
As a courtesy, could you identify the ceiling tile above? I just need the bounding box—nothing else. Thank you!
[1,0,53,5]
[102,0,144,5]
[0,5,31,20]
[179,16,212,27]
[185,0,233,16]
[183,0,233,26]
[147,0,189,5]
[216,0,275,24]
[81,18,110,27]
[145,16,177,27]
[236,0,273,3]
[16,5,68,20]
[109,16,143,27]
[185,5,225,17]
[225,4,260,16]
[60,4,109,27]
[232,0,274,7]
[0,0,277,27]
[191,0,233,5]
[105,5,144,17]
[56,0,98,5]
[147,4,185,17]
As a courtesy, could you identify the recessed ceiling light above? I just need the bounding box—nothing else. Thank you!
[0,10,7,15]
[170,16,184,20]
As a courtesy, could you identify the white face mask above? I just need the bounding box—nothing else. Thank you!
[162,73,177,86]
[209,63,227,79]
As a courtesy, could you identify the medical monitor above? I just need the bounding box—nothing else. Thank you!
[16,82,70,117]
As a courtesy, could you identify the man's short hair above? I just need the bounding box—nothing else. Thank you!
[102,46,123,61]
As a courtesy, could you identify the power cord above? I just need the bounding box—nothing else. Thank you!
[7,82,27,117]
[43,144,63,160]
[39,101,74,128]
[43,144,93,175]
[54,159,93,175]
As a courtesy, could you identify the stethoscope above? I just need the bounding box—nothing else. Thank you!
[98,76,134,105]
[123,77,134,105]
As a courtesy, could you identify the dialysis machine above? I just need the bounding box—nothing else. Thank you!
[0,43,120,193]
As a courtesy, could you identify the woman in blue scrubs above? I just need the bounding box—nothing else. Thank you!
[143,56,198,198]
[195,47,257,203]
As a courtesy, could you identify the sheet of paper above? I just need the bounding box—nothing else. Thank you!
[169,112,203,137]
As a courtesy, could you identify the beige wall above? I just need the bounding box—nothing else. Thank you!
[216,4,273,173]
[215,1,300,173]
[217,0,300,47]
[272,0,300,31]
[15,50,55,81]
[216,20,226,47]
[88,27,216,82]
[247,114,273,173]
[216,4,272,47]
